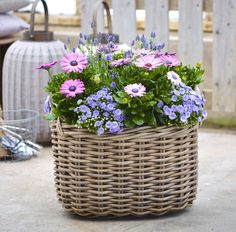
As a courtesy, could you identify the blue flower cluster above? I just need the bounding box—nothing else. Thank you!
[157,84,207,126]
[74,88,125,134]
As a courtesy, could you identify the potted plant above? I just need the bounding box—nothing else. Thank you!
[38,32,206,216]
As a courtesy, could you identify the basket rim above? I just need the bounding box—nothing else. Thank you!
[50,119,199,139]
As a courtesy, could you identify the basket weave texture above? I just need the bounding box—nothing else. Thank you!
[50,121,198,217]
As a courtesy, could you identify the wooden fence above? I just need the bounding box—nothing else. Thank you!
[80,0,236,119]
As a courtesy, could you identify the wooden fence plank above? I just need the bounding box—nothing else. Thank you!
[112,0,136,44]
[212,0,236,112]
[145,0,169,49]
[178,0,203,66]
[136,0,212,11]
[80,0,95,34]
[96,4,105,34]
[80,0,106,35]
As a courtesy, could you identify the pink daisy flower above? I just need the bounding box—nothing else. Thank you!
[159,53,181,67]
[37,61,57,70]
[60,79,85,98]
[110,58,131,67]
[134,55,162,70]
[60,52,88,73]
[124,83,146,97]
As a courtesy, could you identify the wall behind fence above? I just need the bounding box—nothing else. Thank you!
[80,0,236,119]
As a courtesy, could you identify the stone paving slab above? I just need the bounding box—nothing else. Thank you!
[0,128,236,232]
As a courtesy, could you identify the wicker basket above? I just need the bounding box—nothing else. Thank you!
[50,120,198,217]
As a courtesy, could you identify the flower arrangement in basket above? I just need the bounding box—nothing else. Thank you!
[38,32,207,217]
[39,32,206,133]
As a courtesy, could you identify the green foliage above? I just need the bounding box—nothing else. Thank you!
[112,65,174,127]
[173,63,204,89]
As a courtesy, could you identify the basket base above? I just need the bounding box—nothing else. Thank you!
[59,200,195,217]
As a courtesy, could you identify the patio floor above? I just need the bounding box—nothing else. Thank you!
[1,128,236,232]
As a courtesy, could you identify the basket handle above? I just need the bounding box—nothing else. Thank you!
[56,118,65,136]
[30,0,49,36]
[92,0,112,37]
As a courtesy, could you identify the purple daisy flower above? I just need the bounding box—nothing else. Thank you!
[110,58,131,67]
[60,52,88,73]
[37,61,57,70]
[134,55,162,70]
[124,83,146,98]
[60,79,85,98]
[159,53,180,67]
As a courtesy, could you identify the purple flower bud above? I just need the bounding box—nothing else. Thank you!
[93,110,99,118]
[111,72,116,79]
[183,95,189,101]
[103,112,109,118]
[171,95,178,102]
[44,96,51,113]
[157,101,164,108]
[97,127,104,135]
[95,121,103,127]
[177,105,184,114]
[141,34,146,43]
[105,121,112,128]
[91,21,95,28]
[110,82,116,89]
[169,113,176,120]
[171,105,177,112]
[180,114,187,123]
[163,105,171,115]
[150,32,156,38]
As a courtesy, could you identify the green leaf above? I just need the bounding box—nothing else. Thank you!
[146,101,157,107]
[124,119,135,128]
[44,112,57,121]
[117,91,126,98]
[146,112,157,127]
[132,116,144,126]
[113,95,127,104]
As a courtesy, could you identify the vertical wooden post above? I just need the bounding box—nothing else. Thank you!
[80,0,96,34]
[145,0,169,49]
[112,0,136,44]
[178,0,203,66]
[96,3,105,33]
[212,0,236,112]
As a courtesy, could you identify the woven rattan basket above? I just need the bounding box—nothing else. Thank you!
[50,120,198,217]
